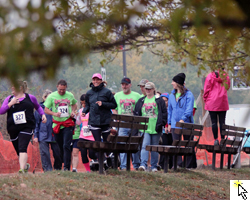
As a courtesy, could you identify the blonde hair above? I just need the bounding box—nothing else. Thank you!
[17,80,28,93]
[42,89,52,100]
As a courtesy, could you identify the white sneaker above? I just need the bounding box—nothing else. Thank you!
[152,168,158,172]
[139,166,146,171]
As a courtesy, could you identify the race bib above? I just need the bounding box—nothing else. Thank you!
[13,111,27,124]
[58,105,69,117]
[82,126,92,137]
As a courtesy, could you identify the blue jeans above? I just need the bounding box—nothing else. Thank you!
[118,127,141,170]
[39,141,62,171]
[140,132,161,170]
[54,126,74,170]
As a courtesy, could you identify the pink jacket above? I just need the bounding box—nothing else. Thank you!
[203,71,230,111]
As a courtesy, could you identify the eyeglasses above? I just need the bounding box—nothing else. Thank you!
[145,88,152,90]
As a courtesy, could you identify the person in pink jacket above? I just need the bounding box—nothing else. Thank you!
[203,69,230,145]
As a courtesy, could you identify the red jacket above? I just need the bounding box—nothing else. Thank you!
[203,71,230,111]
[53,118,75,134]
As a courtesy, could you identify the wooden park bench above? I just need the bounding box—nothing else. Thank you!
[77,114,149,174]
[198,125,246,170]
[146,122,203,173]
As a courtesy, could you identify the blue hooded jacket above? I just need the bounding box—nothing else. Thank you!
[34,102,55,142]
[168,89,194,129]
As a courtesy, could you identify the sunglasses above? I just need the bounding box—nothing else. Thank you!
[145,88,153,90]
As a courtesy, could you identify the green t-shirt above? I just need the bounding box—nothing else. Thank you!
[141,96,158,134]
[73,124,80,140]
[44,91,77,128]
[114,91,141,115]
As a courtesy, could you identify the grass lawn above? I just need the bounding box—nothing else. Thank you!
[0,167,249,200]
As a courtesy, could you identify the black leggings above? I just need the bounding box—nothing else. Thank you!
[209,111,227,140]
[79,139,97,163]
[9,129,33,156]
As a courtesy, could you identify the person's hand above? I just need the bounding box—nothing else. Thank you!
[96,101,102,106]
[179,120,184,123]
[168,125,171,133]
[165,127,168,134]
[70,112,75,118]
[8,97,19,107]
[54,112,61,117]
[33,138,38,143]
[82,112,86,117]
[41,114,47,123]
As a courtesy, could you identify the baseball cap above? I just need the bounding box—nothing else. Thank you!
[145,82,155,89]
[138,79,149,86]
[161,93,169,99]
[121,77,131,84]
[92,73,102,80]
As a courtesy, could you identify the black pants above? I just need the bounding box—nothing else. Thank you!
[209,111,227,140]
[159,133,173,169]
[171,128,197,169]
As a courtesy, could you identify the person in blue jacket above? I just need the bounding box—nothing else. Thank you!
[34,89,62,171]
[167,73,197,169]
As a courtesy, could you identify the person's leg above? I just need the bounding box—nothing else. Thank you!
[218,111,227,139]
[50,142,62,170]
[54,130,64,168]
[80,142,91,172]
[140,132,150,169]
[171,128,182,166]
[18,131,33,170]
[39,141,52,171]
[9,130,19,156]
[71,139,80,172]
[61,127,74,170]
[118,127,130,170]
[209,111,219,140]
[150,133,161,170]
[183,135,197,169]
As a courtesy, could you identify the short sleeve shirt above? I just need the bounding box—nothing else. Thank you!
[44,91,77,128]
[114,91,141,115]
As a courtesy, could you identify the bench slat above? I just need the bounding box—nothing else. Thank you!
[220,139,241,146]
[174,129,202,136]
[221,130,245,137]
[110,121,147,130]
[197,144,238,154]
[172,140,197,147]
[222,125,246,132]
[111,114,149,123]
[146,145,193,154]
[176,122,203,130]
[107,135,142,143]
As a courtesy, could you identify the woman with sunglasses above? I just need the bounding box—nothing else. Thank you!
[134,82,167,172]
[168,73,196,169]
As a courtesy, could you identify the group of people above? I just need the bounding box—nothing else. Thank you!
[0,67,230,173]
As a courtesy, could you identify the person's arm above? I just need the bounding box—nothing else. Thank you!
[0,95,17,114]
[167,96,172,133]
[180,92,194,122]
[99,90,117,109]
[226,73,231,90]
[203,74,212,102]
[160,98,168,126]
[29,94,47,123]
[34,111,41,143]
[71,103,77,118]
[82,93,90,116]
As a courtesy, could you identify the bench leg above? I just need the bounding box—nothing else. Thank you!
[183,156,187,168]
[174,155,178,171]
[220,153,224,169]
[114,152,118,170]
[99,152,104,174]
[228,154,231,169]
[212,151,216,170]
[164,155,169,173]
[126,152,131,171]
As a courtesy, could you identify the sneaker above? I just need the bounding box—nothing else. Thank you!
[72,168,77,172]
[25,163,30,171]
[91,159,99,164]
[157,165,162,171]
[18,169,26,174]
[139,166,146,171]
[152,168,158,172]
[214,139,219,146]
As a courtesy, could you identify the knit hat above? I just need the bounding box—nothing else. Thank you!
[161,93,169,99]
[172,73,186,85]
